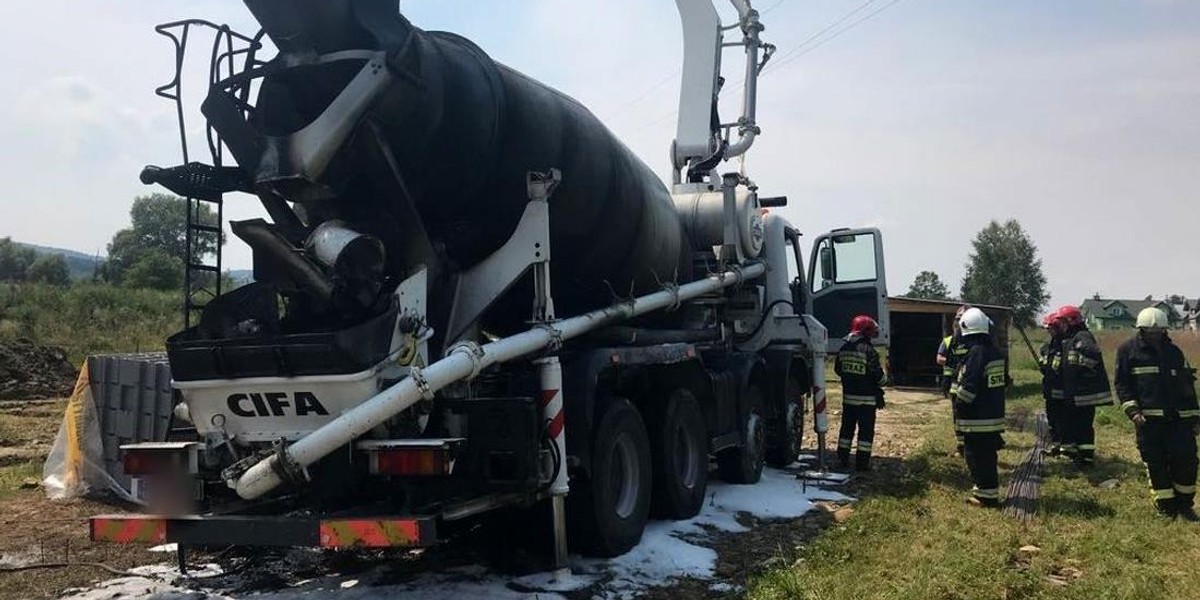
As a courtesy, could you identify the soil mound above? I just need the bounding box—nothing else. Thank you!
[0,339,77,400]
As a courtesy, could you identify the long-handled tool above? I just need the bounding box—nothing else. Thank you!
[1014,322,1043,367]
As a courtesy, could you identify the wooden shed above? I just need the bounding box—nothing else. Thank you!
[885,297,1012,388]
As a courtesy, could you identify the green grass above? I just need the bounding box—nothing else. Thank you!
[0,282,180,364]
[748,343,1200,600]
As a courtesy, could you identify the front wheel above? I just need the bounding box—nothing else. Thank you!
[718,384,765,484]
[569,397,652,557]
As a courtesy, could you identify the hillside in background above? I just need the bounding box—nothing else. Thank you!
[8,240,253,284]
[18,242,101,281]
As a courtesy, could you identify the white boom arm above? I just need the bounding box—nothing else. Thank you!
[672,0,772,185]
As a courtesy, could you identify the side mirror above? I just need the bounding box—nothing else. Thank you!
[819,245,834,282]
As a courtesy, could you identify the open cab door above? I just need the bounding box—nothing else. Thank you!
[808,228,889,353]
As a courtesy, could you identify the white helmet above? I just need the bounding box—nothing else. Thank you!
[959,307,992,336]
[1136,307,1168,330]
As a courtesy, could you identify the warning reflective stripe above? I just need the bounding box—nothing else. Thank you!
[857,442,873,451]
[838,438,853,449]
[90,517,166,544]
[1153,488,1176,500]
[1133,366,1161,375]
[319,519,421,548]
[1121,400,1139,411]
[956,388,977,402]
[943,367,954,376]
[1179,410,1200,418]
[844,394,877,405]
[1174,483,1197,494]
[1141,409,1166,417]
[1074,391,1113,406]
[1077,444,1096,451]
[1050,389,1066,399]
[956,418,1005,433]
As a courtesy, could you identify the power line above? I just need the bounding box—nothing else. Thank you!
[762,0,906,77]
[609,0,787,122]
[608,70,680,120]
[766,0,877,70]
[631,0,906,133]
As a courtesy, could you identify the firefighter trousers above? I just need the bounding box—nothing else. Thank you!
[1063,404,1097,463]
[963,432,1003,505]
[1136,419,1198,512]
[1044,396,1065,446]
[838,404,877,469]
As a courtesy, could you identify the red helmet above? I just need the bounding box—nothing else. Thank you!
[1041,309,1060,328]
[1055,305,1084,327]
[850,315,880,338]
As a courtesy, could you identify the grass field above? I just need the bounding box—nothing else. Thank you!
[0,282,179,364]
[748,329,1200,600]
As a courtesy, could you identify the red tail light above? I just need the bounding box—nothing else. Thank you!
[358,439,463,476]
[123,452,172,476]
[374,448,450,476]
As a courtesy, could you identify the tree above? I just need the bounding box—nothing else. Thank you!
[104,194,220,287]
[960,219,1049,326]
[0,237,37,281]
[904,270,950,300]
[27,254,70,286]
[123,250,183,291]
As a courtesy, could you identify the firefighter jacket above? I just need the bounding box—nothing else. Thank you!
[1039,336,1064,402]
[1060,326,1114,407]
[836,334,886,407]
[1115,334,1199,422]
[953,334,1007,433]
[939,334,969,377]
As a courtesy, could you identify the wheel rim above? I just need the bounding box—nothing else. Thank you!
[610,432,640,519]
[673,420,701,490]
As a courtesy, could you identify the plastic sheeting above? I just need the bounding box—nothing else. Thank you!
[42,362,136,503]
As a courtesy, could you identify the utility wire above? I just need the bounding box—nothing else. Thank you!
[632,0,905,132]
[762,0,905,77]
[610,0,787,122]
[765,0,877,72]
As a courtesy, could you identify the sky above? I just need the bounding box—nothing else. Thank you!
[0,0,1197,311]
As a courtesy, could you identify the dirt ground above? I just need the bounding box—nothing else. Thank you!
[0,385,946,600]
[0,340,77,400]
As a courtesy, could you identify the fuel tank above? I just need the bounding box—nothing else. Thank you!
[239,0,694,336]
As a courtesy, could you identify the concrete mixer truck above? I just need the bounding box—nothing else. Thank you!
[91,0,890,566]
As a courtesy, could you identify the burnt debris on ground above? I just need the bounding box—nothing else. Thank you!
[0,339,76,401]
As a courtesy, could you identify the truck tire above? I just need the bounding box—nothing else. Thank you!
[717,384,765,484]
[648,388,708,519]
[570,397,652,557]
[766,377,804,468]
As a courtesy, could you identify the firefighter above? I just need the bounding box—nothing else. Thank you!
[952,307,1007,507]
[1053,305,1113,468]
[1115,307,1200,520]
[835,315,887,471]
[937,305,971,453]
[1038,309,1066,456]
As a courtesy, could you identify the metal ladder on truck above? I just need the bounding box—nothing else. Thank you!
[139,20,264,327]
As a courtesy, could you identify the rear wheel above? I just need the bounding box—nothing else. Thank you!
[766,376,804,468]
[570,397,652,557]
[648,388,708,519]
[718,384,765,484]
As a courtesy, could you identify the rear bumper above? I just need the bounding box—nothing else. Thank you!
[90,514,437,548]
